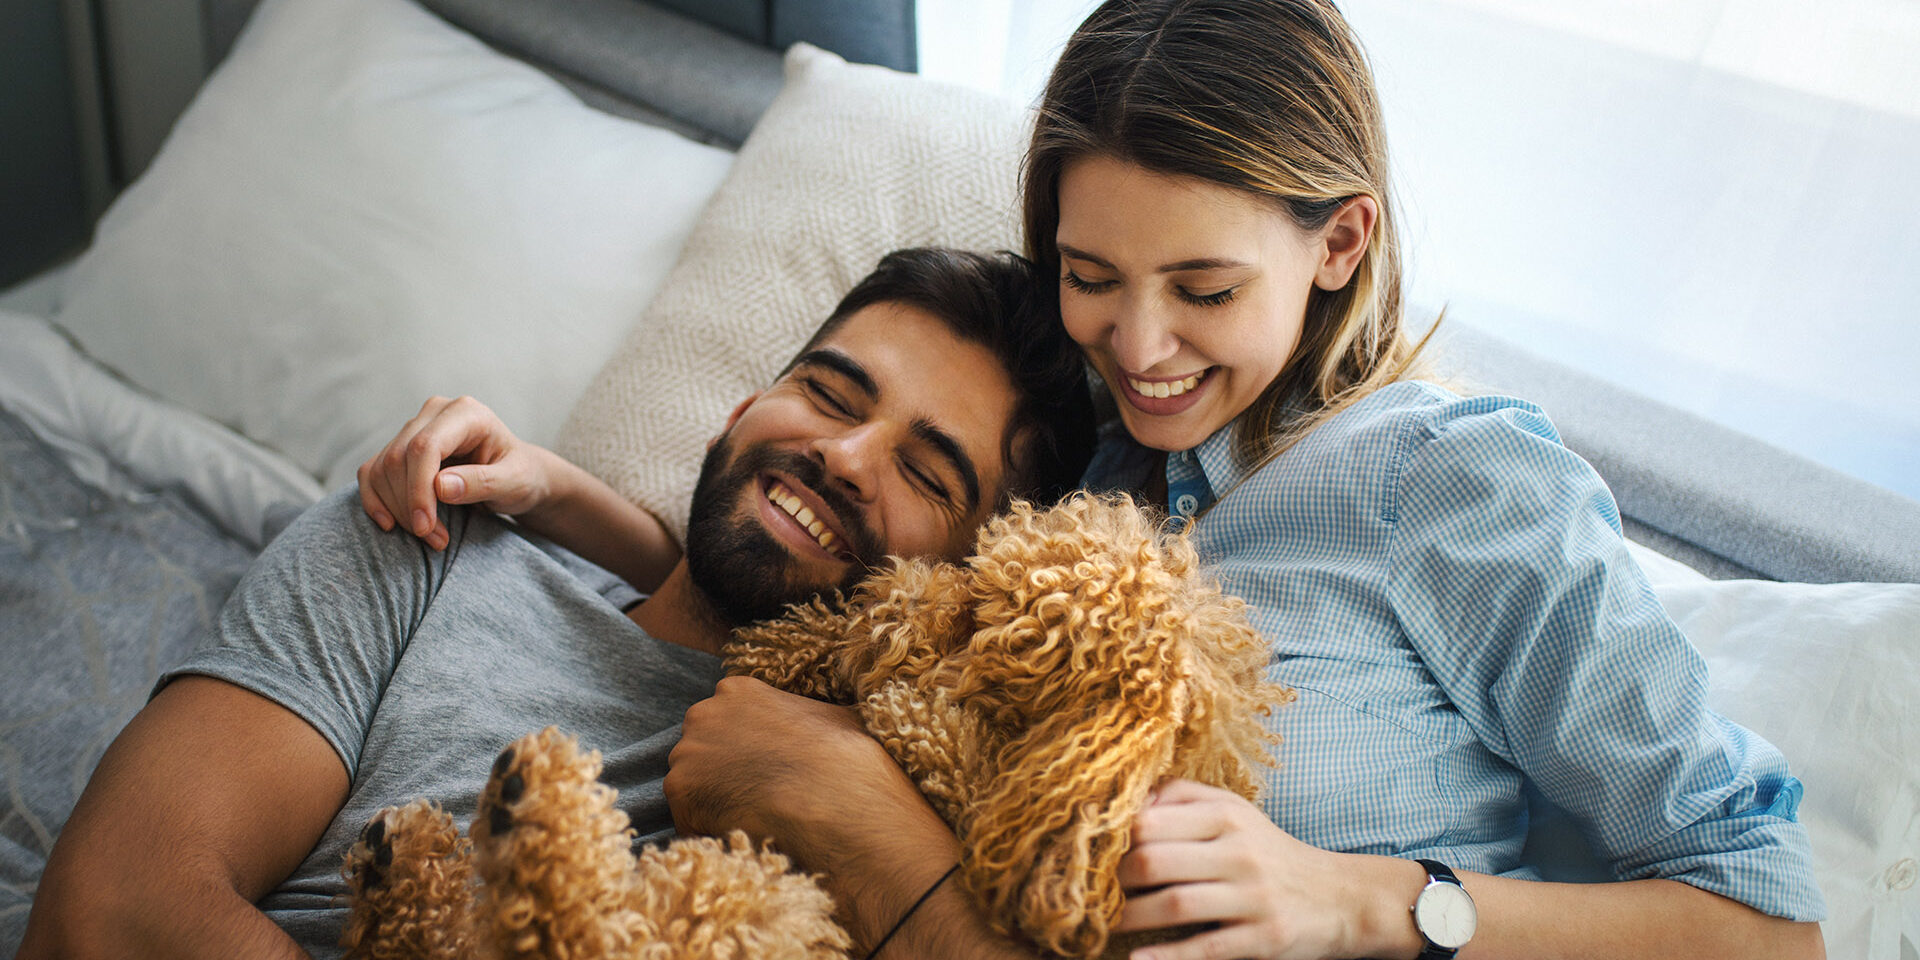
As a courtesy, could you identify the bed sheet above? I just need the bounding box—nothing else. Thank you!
[0,403,264,949]
[0,308,325,947]
[0,310,323,549]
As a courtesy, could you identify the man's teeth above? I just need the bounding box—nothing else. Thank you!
[1128,373,1204,399]
[766,482,839,551]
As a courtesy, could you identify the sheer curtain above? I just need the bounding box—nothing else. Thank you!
[917,0,1920,500]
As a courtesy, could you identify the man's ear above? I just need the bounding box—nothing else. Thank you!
[1312,195,1378,292]
[709,393,761,449]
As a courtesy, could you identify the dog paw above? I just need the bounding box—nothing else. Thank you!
[340,801,475,960]
[471,728,646,955]
[344,813,396,892]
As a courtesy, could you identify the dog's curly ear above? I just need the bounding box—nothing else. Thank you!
[724,557,974,703]
[725,594,857,701]
[961,694,1183,958]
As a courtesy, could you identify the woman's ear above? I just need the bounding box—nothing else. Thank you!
[1313,194,1378,292]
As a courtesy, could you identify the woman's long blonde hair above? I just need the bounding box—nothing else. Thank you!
[1024,0,1430,466]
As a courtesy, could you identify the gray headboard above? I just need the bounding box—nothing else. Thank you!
[200,0,913,148]
[1432,321,1920,584]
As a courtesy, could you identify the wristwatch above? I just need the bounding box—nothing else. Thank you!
[1411,858,1477,959]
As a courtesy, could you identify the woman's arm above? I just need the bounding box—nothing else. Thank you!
[356,395,680,590]
[1115,780,1824,960]
[19,677,350,960]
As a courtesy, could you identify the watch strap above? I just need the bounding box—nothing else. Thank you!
[1413,859,1465,960]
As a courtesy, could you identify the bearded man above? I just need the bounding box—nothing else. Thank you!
[21,248,1095,960]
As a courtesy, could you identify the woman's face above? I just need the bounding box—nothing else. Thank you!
[1055,154,1330,453]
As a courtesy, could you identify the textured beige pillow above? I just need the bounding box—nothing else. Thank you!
[557,43,1031,541]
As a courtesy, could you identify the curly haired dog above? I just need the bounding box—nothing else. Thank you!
[342,493,1292,960]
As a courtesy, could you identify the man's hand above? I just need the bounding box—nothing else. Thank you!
[666,676,904,863]
[667,677,1037,959]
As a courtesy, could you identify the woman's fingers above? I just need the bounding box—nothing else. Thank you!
[1119,840,1228,890]
[356,396,525,549]
[1132,782,1242,846]
[355,461,395,531]
[1116,880,1247,932]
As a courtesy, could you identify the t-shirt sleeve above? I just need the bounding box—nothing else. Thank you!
[1384,398,1826,921]
[158,487,458,778]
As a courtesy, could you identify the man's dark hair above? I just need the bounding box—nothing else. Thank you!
[791,247,1096,506]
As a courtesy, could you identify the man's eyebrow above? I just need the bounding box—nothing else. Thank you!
[911,416,981,513]
[794,349,877,399]
[797,348,981,510]
[1057,243,1251,274]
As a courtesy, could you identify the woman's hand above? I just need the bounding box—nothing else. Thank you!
[1117,779,1407,960]
[356,395,556,550]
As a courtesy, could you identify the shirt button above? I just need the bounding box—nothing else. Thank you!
[1175,493,1200,515]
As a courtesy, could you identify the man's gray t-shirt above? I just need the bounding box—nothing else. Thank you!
[160,488,723,958]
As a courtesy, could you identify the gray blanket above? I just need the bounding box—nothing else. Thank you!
[0,406,259,947]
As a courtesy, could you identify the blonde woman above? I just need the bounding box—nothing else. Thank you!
[1000,1,1823,958]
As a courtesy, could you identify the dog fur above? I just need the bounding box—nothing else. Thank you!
[342,493,1291,959]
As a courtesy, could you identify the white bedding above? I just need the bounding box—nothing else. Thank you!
[0,309,321,548]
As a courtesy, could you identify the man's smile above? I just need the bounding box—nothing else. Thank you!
[757,474,855,561]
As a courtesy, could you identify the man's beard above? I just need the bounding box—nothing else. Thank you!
[683,434,882,627]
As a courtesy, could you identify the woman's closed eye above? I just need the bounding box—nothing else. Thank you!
[1061,270,1115,294]
[1064,269,1240,307]
[1177,285,1238,307]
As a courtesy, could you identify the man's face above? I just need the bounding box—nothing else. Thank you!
[684,301,1019,625]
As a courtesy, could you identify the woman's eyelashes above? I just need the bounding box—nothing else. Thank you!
[1177,286,1238,307]
[1061,269,1239,306]
[1061,269,1115,294]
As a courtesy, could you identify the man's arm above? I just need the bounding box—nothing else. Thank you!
[19,676,350,960]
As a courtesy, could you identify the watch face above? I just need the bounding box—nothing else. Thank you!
[1414,881,1478,950]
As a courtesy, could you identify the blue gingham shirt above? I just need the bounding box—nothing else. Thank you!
[1084,380,1825,921]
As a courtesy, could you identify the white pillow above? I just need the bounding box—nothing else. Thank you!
[52,0,734,490]
[557,43,1030,540]
[1655,577,1920,959]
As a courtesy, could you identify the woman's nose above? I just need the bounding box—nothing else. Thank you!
[1107,300,1181,373]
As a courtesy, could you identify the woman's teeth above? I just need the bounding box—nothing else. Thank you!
[766,481,839,551]
[1128,372,1203,399]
